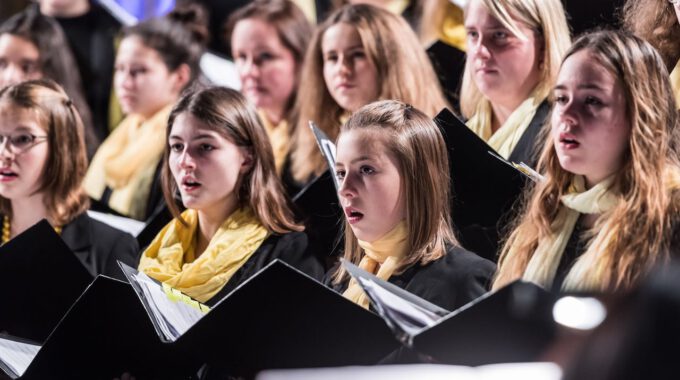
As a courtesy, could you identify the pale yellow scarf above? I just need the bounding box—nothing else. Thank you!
[670,60,680,110]
[522,175,619,290]
[343,221,408,309]
[466,90,544,159]
[258,110,290,175]
[138,207,269,303]
[84,105,172,219]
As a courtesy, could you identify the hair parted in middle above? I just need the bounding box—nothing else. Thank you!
[161,86,303,234]
[459,0,572,119]
[332,100,456,284]
[0,79,89,226]
[494,30,680,291]
[291,3,449,184]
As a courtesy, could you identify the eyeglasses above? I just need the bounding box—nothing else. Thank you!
[0,133,48,154]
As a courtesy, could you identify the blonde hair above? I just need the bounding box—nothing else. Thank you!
[622,0,680,70]
[494,30,680,291]
[291,4,448,183]
[332,100,456,284]
[162,87,303,234]
[460,0,571,119]
[0,79,89,226]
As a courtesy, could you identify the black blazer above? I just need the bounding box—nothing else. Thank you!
[331,245,496,311]
[60,213,140,281]
[507,100,551,167]
[205,231,324,307]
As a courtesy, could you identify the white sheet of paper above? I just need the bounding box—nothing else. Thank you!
[0,337,40,377]
[134,272,205,341]
[87,210,146,237]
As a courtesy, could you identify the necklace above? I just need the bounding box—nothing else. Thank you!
[2,215,62,244]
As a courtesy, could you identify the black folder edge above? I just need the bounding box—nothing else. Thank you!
[342,259,450,344]
[308,121,340,191]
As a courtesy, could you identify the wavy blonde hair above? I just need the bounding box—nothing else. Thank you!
[332,100,456,284]
[494,31,680,291]
[622,0,680,70]
[460,0,571,119]
[291,4,448,183]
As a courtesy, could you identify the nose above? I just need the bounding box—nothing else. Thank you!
[239,57,260,80]
[0,137,14,159]
[116,69,134,91]
[556,99,578,130]
[0,65,23,88]
[338,171,357,202]
[178,149,196,170]
[337,54,352,77]
[470,35,491,61]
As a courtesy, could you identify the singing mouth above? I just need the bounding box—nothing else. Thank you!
[344,207,364,223]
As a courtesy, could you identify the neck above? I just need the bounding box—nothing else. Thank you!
[195,198,239,258]
[262,107,285,126]
[40,0,90,17]
[489,98,523,134]
[10,193,50,238]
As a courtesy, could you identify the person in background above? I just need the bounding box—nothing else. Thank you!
[84,4,208,221]
[494,30,680,292]
[226,0,312,185]
[291,3,448,188]
[461,0,570,165]
[0,6,98,156]
[0,79,138,280]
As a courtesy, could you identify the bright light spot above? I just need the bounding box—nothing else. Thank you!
[552,296,607,330]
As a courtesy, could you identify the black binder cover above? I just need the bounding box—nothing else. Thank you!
[292,169,344,268]
[136,204,173,249]
[427,40,466,112]
[7,261,398,379]
[0,220,93,343]
[434,108,528,261]
[412,281,555,366]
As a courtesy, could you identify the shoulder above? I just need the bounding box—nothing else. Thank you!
[411,245,496,292]
[259,231,308,254]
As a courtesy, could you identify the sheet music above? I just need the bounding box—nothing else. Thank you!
[0,337,40,377]
[87,211,146,237]
[487,151,545,182]
[308,121,339,189]
[134,272,206,341]
[359,278,442,336]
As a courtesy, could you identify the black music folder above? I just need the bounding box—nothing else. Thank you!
[345,260,555,366]
[0,260,399,379]
[0,220,93,343]
[427,40,466,112]
[434,108,530,262]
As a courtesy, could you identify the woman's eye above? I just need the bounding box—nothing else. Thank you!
[585,96,603,106]
[199,144,215,152]
[335,169,346,180]
[493,30,509,40]
[359,166,375,175]
[169,143,183,152]
[554,94,568,104]
[323,53,338,63]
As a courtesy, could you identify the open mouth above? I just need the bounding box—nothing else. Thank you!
[0,169,17,179]
[181,177,201,191]
[345,208,364,224]
[559,134,580,149]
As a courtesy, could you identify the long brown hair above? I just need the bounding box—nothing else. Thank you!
[292,4,448,183]
[622,0,680,70]
[0,79,89,226]
[332,100,456,284]
[161,86,303,234]
[494,31,680,291]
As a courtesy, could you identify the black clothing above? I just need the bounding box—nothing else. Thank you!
[60,212,140,281]
[507,100,551,168]
[205,231,324,306]
[330,245,496,312]
[53,2,120,142]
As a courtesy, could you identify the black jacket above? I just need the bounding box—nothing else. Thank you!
[331,245,496,312]
[205,231,324,306]
[60,212,140,281]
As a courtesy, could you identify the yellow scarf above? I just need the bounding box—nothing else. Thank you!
[343,221,408,309]
[522,175,619,290]
[258,110,290,175]
[138,207,269,303]
[466,90,544,159]
[84,105,172,219]
[671,60,680,110]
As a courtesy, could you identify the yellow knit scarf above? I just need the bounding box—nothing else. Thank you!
[138,207,269,303]
[522,175,619,290]
[258,110,290,175]
[343,221,408,309]
[466,90,544,159]
[84,105,172,219]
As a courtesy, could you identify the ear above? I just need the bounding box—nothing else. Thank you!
[240,147,255,174]
[172,63,192,92]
